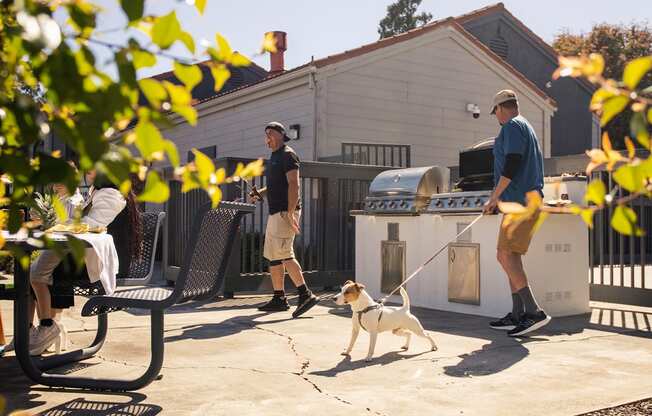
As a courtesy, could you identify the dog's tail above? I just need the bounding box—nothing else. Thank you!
[399,287,410,310]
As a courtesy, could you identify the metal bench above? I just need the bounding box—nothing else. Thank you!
[16,201,254,391]
[119,211,165,286]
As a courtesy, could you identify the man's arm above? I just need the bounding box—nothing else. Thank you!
[286,169,301,233]
[286,169,300,214]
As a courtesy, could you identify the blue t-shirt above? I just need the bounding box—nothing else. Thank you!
[493,115,544,205]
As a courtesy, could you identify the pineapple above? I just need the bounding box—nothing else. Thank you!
[32,191,59,230]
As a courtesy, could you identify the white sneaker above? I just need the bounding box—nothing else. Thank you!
[4,326,38,353]
[29,324,60,356]
[46,320,68,354]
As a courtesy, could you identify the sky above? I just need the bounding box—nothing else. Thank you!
[85,0,651,79]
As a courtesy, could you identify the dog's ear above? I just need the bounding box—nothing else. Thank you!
[355,282,366,290]
[344,280,354,286]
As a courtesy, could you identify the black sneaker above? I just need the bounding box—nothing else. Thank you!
[292,291,319,318]
[508,311,551,337]
[258,296,290,312]
[489,313,518,330]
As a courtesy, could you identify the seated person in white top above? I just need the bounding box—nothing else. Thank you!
[28,169,141,355]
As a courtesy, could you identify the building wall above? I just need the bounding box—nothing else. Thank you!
[462,13,595,156]
[316,28,551,168]
[161,78,315,166]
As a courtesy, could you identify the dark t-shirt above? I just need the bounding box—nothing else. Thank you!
[267,145,301,215]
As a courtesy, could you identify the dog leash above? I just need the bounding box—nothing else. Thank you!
[377,213,485,305]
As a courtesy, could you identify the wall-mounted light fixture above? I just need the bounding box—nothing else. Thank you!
[288,124,301,140]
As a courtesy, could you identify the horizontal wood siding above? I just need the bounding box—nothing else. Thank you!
[161,83,314,165]
[319,34,546,168]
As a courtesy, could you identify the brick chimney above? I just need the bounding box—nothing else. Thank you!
[267,31,287,75]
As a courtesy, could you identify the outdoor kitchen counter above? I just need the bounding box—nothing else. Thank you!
[353,211,590,318]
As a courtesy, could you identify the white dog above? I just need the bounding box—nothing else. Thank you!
[334,280,437,362]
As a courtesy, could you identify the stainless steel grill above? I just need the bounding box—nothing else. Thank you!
[363,166,449,214]
[426,190,492,213]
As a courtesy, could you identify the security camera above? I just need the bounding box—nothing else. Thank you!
[467,104,481,119]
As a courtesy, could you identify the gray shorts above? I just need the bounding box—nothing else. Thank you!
[30,250,64,285]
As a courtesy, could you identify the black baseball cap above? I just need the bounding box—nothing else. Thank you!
[265,121,290,142]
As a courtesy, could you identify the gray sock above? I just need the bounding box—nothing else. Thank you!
[511,293,524,320]
[517,286,541,315]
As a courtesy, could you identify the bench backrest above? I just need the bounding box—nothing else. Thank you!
[172,201,253,303]
[126,211,165,282]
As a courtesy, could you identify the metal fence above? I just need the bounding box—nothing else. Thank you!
[341,142,411,167]
[589,170,652,307]
[162,157,389,295]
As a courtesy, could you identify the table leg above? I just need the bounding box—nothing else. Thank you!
[13,256,108,381]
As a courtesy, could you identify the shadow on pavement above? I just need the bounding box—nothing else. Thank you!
[36,392,161,416]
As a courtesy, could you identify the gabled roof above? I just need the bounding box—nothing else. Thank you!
[457,2,595,93]
[182,4,561,109]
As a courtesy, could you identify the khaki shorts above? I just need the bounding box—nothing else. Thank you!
[264,211,300,262]
[497,211,540,255]
[30,249,64,285]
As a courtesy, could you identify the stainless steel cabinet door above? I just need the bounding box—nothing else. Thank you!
[448,243,480,305]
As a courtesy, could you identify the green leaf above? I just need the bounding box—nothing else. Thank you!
[120,0,144,22]
[195,0,207,14]
[151,11,182,49]
[138,79,167,108]
[215,34,233,62]
[648,108,652,124]
[135,120,165,160]
[208,186,222,208]
[180,31,195,54]
[132,50,156,69]
[613,164,646,193]
[631,111,650,149]
[51,196,68,223]
[584,179,606,206]
[138,171,170,203]
[230,53,251,67]
[600,96,629,127]
[623,56,652,90]
[163,140,180,167]
[163,81,191,106]
[192,149,215,185]
[210,65,231,92]
[580,209,595,228]
[68,3,97,32]
[173,62,202,91]
[172,105,198,126]
[611,205,645,236]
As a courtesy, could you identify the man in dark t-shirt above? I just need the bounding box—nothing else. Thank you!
[249,122,318,318]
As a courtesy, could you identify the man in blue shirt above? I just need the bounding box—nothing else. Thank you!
[483,90,550,337]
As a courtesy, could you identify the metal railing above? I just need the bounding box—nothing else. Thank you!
[341,143,411,167]
[589,170,652,306]
[162,157,389,294]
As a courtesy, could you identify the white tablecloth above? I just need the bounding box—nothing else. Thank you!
[2,231,119,295]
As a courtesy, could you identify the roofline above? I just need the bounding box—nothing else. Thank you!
[178,3,563,108]
[146,55,268,82]
[449,21,557,108]
[192,65,315,112]
[311,17,456,68]
[456,3,596,94]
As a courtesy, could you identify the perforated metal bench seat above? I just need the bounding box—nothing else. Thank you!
[82,287,174,316]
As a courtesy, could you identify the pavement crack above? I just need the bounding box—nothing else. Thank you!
[252,324,387,415]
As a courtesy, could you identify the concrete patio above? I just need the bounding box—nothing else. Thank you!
[1,295,652,416]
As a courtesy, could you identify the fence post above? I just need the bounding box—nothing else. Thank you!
[322,176,341,276]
